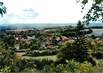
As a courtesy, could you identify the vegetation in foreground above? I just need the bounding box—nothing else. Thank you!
[1,0,103,73]
[0,21,103,73]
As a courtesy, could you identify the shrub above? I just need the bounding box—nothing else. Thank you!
[35,59,53,70]
[78,61,93,73]
[58,42,89,63]
[0,66,11,72]
[93,60,103,73]
[25,49,58,56]
[65,60,79,73]
[92,52,103,59]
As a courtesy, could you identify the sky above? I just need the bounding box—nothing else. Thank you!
[0,0,92,24]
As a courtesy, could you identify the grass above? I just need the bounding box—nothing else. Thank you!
[92,60,103,73]
[22,55,57,61]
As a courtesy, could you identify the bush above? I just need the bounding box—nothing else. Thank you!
[78,61,93,73]
[0,66,11,72]
[35,59,53,70]
[58,42,89,63]
[25,49,59,56]
[65,60,79,73]
[19,59,103,73]
[93,60,103,73]
[42,60,94,73]
[92,52,103,59]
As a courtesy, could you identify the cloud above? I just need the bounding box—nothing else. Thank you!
[22,9,38,18]
[0,0,92,24]
[6,8,38,18]
[0,8,39,24]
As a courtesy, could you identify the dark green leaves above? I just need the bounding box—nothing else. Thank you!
[95,0,103,4]
[82,0,88,5]
[0,1,6,17]
[78,0,103,24]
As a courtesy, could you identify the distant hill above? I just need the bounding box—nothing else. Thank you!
[88,26,103,29]
[0,23,75,31]
[0,23,103,31]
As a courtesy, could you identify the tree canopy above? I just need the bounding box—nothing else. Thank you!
[0,2,6,16]
[77,0,103,24]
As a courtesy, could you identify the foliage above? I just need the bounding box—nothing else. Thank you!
[0,40,17,72]
[0,2,6,16]
[0,66,11,72]
[91,35,97,39]
[26,49,58,57]
[1,1,103,72]
[77,0,103,24]
[19,42,29,49]
[78,61,93,73]
[0,33,15,48]
[29,39,45,50]
[58,41,90,62]
[92,52,103,59]
[58,21,92,63]
[20,60,94,73]
[65,60,80,73]
[93,60,103,73]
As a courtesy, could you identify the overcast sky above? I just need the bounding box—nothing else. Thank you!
[0,0,92,24]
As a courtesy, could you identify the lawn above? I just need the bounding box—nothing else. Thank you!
[22,55,57,61]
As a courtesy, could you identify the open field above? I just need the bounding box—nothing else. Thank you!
[22,55,57,61]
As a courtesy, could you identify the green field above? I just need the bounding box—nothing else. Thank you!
[22,55,57,61]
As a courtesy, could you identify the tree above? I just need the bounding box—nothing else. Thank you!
[29,39,43,50]
[0,2,6,16]
[0,40,16,71]
[77,0,103,24]
[62,21,92,39]
[52,36,58,46]
[0,2,15,72]
[58,21,96,65]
